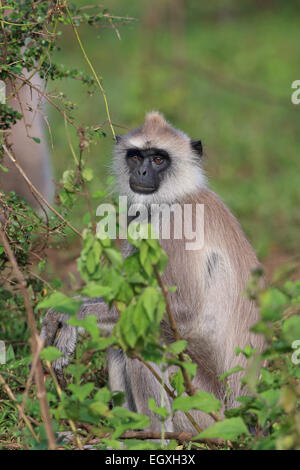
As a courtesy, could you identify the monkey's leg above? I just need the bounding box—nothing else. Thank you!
[41,298,118,386]
[107,348,137,412]
[125,357,175,432]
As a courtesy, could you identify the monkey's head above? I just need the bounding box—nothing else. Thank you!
[113,112,206,204]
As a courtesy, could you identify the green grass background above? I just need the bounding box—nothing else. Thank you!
[49,0,300,259]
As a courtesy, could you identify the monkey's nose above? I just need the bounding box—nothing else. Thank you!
[138,170,147,176]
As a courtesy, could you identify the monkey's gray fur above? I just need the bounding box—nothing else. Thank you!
[41,112,264,432]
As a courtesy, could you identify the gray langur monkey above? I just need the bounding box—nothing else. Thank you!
[1,73,54,209]
[41,112,264,432]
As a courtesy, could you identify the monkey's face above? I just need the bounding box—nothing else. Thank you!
[126,147,170,194]
[113,112,206,204]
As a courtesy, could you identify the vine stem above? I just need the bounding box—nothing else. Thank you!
[65,4,116,140]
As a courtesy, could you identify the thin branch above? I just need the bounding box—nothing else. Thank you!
[133,353,202,435]
[153,265,222,424]
[0,226,56,450]
[45,361,84,451]
[7,71,79,130]
[2,144,82,238]
[85,430,228,448]
[0,373,38,442]
[153,264,197,396]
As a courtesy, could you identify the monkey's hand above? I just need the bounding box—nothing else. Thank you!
[41,298,117,387]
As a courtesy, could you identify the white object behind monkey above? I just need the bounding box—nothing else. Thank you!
[1,73,54,209]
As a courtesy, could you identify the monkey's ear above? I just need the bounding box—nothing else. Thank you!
[191,140,203,157]
[115,135,122,144]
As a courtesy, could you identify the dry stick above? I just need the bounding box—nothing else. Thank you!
[0,373,38,442]
[0,227,56,450]
[2,144,82,238]
[120,431,222,445]
[86,431,225,448]
[45,360,84,451]
[20,337,45,415]
[134,353,202,436]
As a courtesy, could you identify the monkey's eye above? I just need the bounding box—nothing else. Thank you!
[130,155,140,162]
[153,156,164,165]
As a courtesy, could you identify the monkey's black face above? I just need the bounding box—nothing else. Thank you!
[126,148,170,194]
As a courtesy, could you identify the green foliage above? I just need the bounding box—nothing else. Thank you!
[1,0,300,452]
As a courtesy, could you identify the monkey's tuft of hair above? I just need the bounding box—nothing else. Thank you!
[142,111,168,133]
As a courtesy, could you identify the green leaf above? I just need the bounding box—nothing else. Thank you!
[259,288,288,321]
[172,390,221,413]
[68,315,99,341]
[40,346,62,362]
[82,168,94,182]
[195,417,249,441]
[282,316,300,343]
[141,287,160,321]
[86,249,96,274]
[219,365,244,382]
[94,387,111,404]
[105,248,123,269]
[168,340,187,355]
[31,137,40,143]
[36,292,81,315]
[109,407,150,439]
[68,383,94,402]
[0,164,9,173]
[81,283,112,298]
[169,369,185,397]
[139,242,149,267]
[148,398,169,418]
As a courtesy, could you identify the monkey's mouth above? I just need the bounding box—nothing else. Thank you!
[130,182,157,194]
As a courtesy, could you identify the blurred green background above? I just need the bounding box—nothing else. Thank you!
[49,0,300,265]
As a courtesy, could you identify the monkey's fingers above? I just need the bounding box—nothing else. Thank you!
[40,309,64,346]
[50,323,78,388]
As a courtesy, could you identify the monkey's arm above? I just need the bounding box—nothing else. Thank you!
[40,298,117,386]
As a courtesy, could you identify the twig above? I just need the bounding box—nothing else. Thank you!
[20,337,45,415]
[153,265,197,396]
[133,353,202,435]
[2,144,82,238]
[7,71,79,130]
[0,226,56,450]
[45,361,84,451]
[0,373,38,442]
[86,430,227,448]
